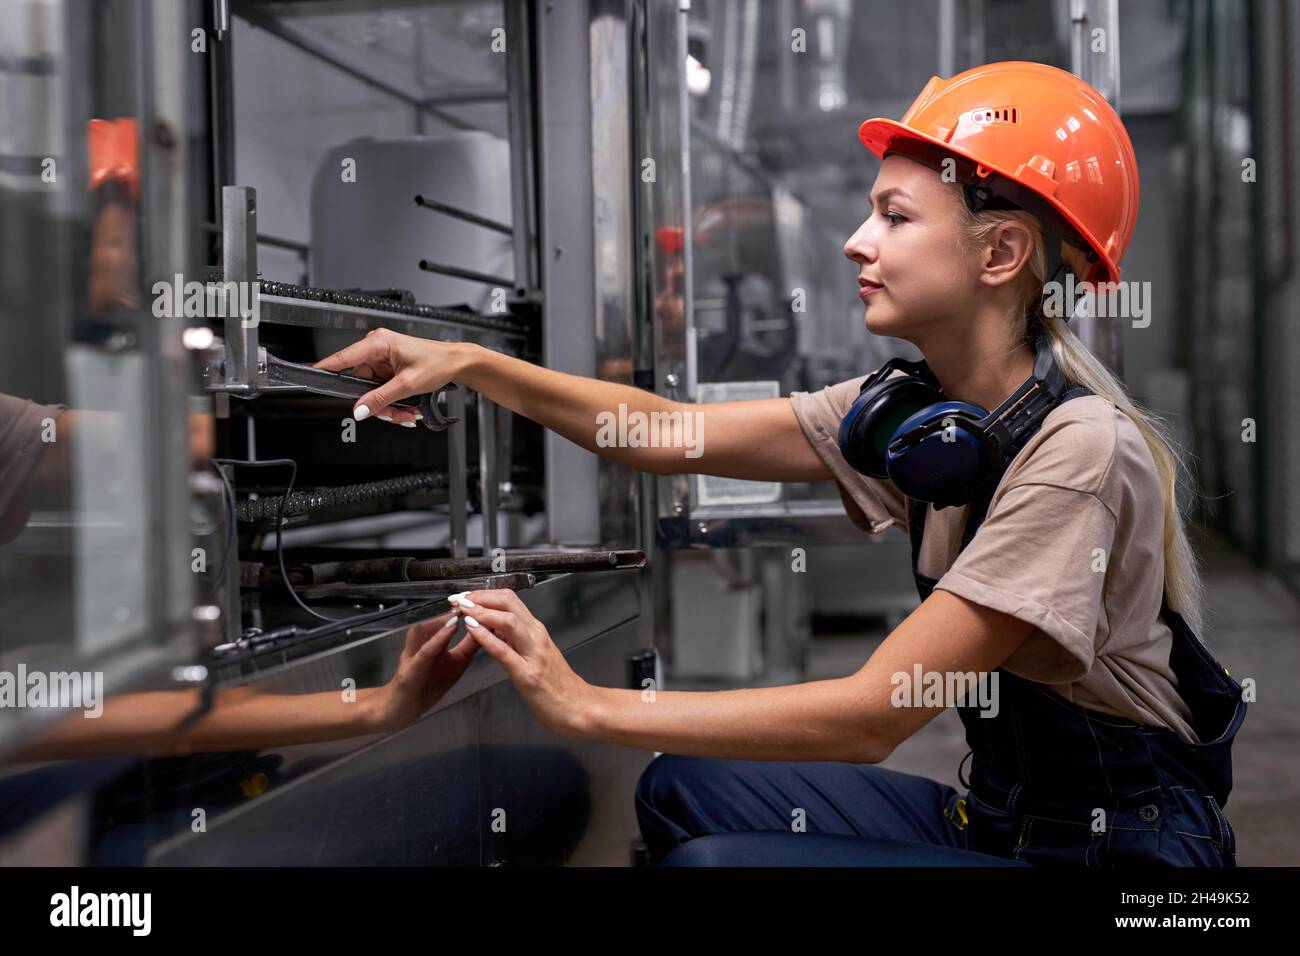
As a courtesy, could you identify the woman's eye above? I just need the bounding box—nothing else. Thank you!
[885,212,907,226]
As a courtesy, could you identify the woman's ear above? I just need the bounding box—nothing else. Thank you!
[978,218,1035,288]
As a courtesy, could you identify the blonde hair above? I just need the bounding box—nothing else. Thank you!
[951,194,1205,636]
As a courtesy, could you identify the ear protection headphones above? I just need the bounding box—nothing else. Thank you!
[838,331,1078,509]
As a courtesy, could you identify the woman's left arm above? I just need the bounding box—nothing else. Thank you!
[454,589,1036,764]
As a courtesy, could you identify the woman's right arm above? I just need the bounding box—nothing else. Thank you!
[314,330,833,483]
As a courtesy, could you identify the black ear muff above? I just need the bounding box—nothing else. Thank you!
[839,376,944,478]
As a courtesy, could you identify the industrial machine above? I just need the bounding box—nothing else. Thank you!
[1,0,672,866]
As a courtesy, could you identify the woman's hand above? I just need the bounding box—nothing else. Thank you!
[314,327,468,425]
[369,610,480,734]
[449,589,601,739]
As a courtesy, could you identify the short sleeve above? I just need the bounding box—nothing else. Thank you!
[788,375,907,534]
[0,393,67,546]
[934,482,1115,682]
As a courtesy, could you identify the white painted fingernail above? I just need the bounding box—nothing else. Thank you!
[445,615,460,628]
[455,595,476,608]
[379,414,394,422]
[464,616,479,628]
[354,404,370,421]
[413,412,424,420]
[400,421,417,428]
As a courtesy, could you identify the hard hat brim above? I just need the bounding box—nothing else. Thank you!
[857,116,1122,285]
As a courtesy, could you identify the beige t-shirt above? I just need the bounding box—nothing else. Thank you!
[789,373,1199,744]
[0,393,66,546]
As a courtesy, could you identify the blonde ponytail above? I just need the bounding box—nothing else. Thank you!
[953,197,1206,636]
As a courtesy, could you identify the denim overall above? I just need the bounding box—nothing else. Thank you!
[916,386,1248,866]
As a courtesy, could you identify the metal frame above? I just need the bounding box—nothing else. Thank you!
[537,0,600,546]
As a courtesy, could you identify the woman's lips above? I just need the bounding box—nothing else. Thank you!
[858,280,883,298]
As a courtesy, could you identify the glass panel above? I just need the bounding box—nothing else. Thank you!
[0,0,193,755]
[680,0,955,508]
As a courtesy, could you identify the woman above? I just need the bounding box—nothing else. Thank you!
[315,62,1245,866]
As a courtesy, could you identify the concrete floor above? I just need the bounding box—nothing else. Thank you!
[806,528,1300,866]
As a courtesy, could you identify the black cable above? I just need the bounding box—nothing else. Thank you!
[212,457,383,624]
[212,457,342,621]
[206,463,238,601]
[297,600,414,639]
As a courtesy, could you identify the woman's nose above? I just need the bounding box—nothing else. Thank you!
[843,221,876,263]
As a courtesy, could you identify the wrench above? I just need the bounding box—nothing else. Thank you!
[204,342,460,432]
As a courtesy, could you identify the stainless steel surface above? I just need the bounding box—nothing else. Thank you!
[220,186,258,389]
[590,0,640,549]
[1070,0,1123,374]
[140,571,648,866]
[539,0,599,547]
[504,0,540,297]
[447,386,469,559]
[477,391,499,553]
[659,501,878,549]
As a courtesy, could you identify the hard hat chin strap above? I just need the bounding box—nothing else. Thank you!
[1026,217,1068,342]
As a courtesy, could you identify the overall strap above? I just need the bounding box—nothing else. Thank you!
[957,383,1096,551]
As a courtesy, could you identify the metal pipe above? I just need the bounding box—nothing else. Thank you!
[421,90,508,106]
[413,194,513,235]
[417,259,515,288]
[212,0,230,41]
[203,220,308,254]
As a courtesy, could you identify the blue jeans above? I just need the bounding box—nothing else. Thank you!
[636,754,1029,866]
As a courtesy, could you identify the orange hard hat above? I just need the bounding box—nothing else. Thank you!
[858,61,1139,285]
[88,118,140,203]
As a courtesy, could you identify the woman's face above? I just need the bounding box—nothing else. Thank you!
[843,154,977,343]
